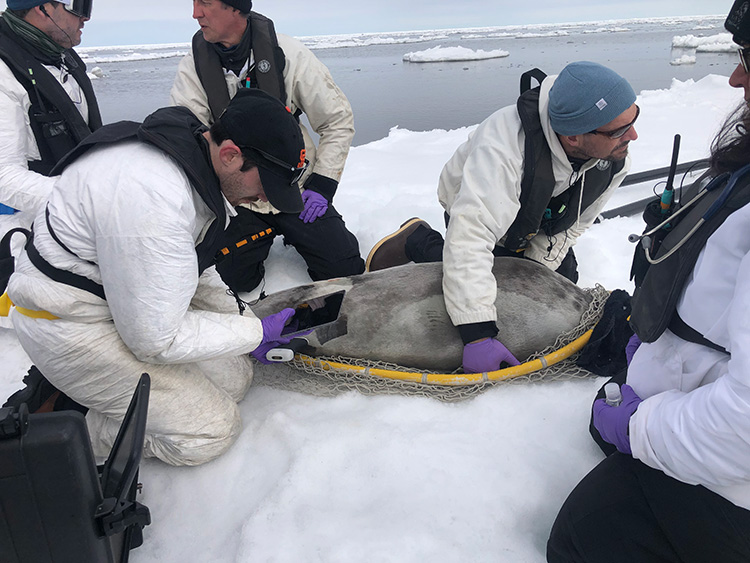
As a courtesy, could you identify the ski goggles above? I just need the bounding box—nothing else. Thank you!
[247,147,308,186]
[588,104,640,139]
[738,46,750,73]
[59,0,93,19]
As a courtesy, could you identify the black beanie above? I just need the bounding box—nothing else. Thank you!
[726,0,750,46]
[222,0,252,13]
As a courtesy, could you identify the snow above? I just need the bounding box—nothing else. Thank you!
[0,74,743,561]
[671,54,697,65]
[671,32,735,52]
[403,45,509,63]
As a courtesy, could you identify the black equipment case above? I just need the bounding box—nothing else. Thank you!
[0,373,151,562]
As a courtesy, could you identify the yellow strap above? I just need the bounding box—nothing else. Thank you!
[0,292,12,317]
[14,306,59,320]
[12,303,59,320]
[293,328,594,386]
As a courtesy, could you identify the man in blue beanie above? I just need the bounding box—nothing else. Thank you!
[366,61,637,375]
[170,0,364,296]
[0,0,99,214]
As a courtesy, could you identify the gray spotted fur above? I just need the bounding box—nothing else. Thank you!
[251,257,591,371]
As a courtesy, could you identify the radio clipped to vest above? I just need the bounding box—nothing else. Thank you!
[629,139,750,348]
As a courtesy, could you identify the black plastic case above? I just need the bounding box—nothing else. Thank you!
[0,373,150,563]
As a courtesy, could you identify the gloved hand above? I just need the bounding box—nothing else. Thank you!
[250,308,296,364]
[462,338,521,373]
[298,190,328,224]
[625,333,642,366]
[592,383,643,455]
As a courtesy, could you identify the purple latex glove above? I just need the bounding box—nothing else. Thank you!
[250,308,296,364]
[593,383,643,455]
[462,338,521,373]
[299,190,328,224]
[625,333,642,366]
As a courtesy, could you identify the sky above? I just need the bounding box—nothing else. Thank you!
[0,71,742,561]
[1,0,727,46]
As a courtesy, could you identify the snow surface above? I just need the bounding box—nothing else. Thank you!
[403,45,509,63]
[0,74,742,561]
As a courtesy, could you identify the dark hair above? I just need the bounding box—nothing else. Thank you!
[208,119,259,172]
[709,102,750,175]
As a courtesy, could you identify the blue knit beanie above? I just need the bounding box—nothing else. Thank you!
[548,61,636,136]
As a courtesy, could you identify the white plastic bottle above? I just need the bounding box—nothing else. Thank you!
[604,382,622,407]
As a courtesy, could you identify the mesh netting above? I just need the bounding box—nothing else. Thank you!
[253,285,609,402]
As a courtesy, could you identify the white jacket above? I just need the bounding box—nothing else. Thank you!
[169,33,354,215]
[439,75,630,328]
[7,140,264,364]
[628,200,750,510]
[0,57,89,213]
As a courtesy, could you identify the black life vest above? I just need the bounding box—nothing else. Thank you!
[630,164,750,351]
[503,69,625,253]
[192,11,287,122]
[26,108,227,300]
[0,18,102,175]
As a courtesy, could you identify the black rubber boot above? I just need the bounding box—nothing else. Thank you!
[3,366,87,414]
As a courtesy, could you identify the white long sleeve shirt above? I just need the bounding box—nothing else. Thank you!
[628,200,750,510]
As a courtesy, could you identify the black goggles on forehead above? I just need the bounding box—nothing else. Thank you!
[247,147,308,186]
[738,47,750,73]
[588,104,640,139]
[60,0,92,19]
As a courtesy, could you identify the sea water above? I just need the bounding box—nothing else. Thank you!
[82,16,734,146]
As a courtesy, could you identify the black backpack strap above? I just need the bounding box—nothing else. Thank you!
[519,68,546,95]
[247,12,287,103]
[504,86,555,252]
[24,232,105,300]
[0,227,31,294]
[50,120,140,176]
[191,30,231,122]
[669,312,728,354]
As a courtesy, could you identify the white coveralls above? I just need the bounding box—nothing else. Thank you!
[628,200,750,510]
[8,140,264,466]
[0,57,89,213]
[169,32,355,214]
[437,75,631,329]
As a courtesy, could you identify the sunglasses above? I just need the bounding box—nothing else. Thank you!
[738,47,750,73]
[60,0,93,19]
[588,104,640,139]
[247,147,308,186]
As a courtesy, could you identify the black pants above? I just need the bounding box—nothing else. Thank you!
[215,204,365,292]
[547,453,750,562]
[404,224,579,284]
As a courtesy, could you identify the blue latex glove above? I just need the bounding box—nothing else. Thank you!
[625,333,642,366]
[299,190,328,224]
[593,383,643,455]
[250,308,296,364]
[462,338,521,373]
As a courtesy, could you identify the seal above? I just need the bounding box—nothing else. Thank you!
[252,257,592,371]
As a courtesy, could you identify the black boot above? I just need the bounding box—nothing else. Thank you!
[3,366,87,414]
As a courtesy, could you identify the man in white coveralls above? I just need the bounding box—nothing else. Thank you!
[6,89,306,466]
